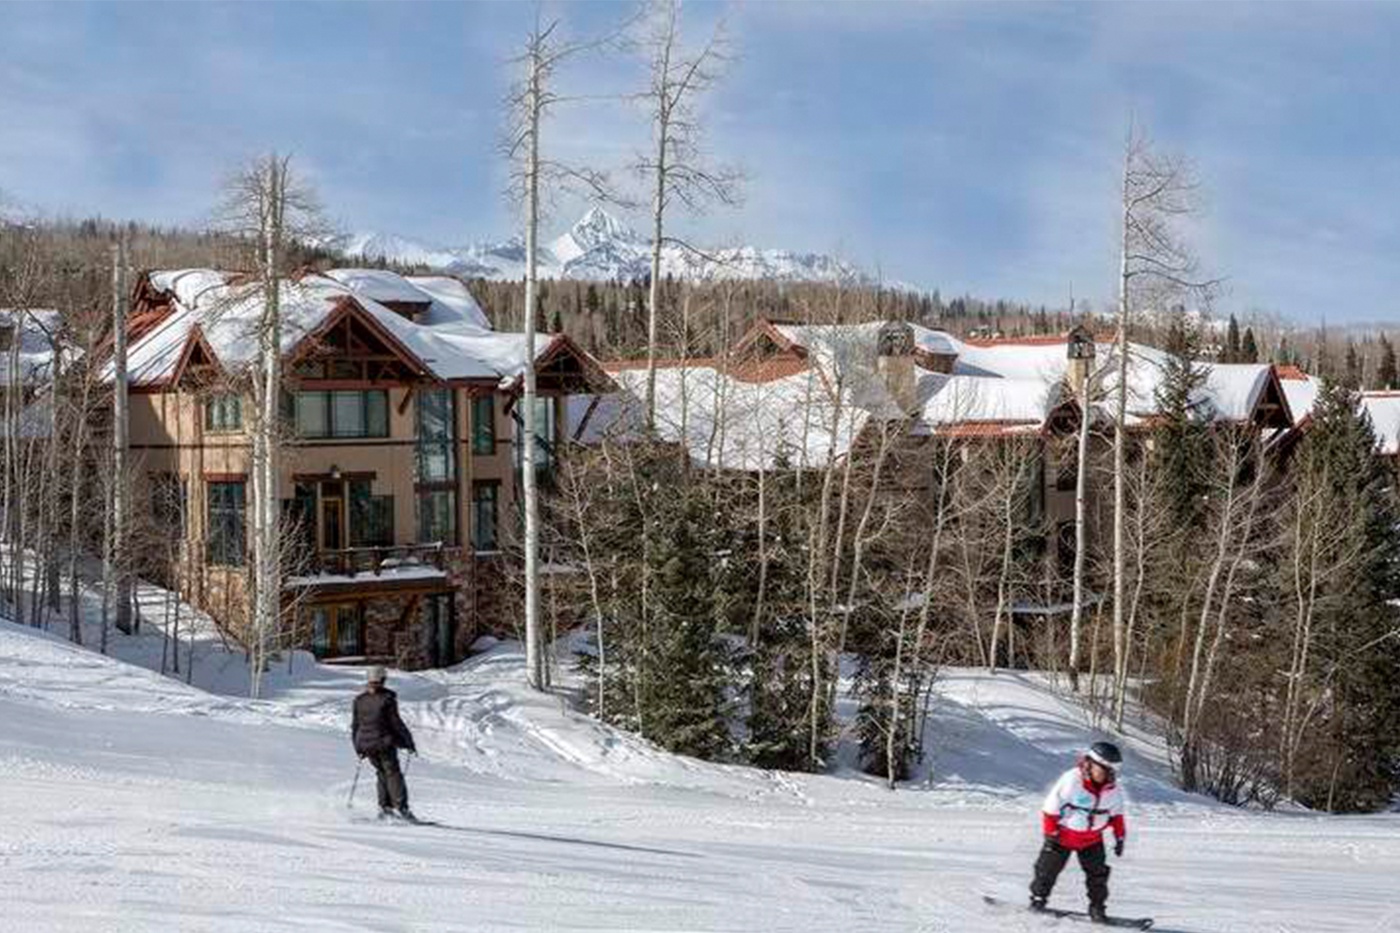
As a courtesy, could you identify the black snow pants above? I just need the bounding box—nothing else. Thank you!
[368,748,409,813]
[1030,838,1109,908]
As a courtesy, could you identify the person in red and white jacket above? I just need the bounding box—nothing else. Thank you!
[1029,741,1128,924]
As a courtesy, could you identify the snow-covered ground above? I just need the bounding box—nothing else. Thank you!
[2,593,1398,931]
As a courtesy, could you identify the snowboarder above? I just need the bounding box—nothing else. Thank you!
[1030,741,1128,924]
[351,666,418,821]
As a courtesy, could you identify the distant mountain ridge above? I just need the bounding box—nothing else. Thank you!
[341,207,882,286]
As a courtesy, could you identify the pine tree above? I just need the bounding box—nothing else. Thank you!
[1154,315,1212,528]
[1287,381,1400,810]
[1223,314,1241,363]
[645,474,734,760]
[1344,341,1362,389]
[852,620,924,782]
[1376,334,1397,390]
[1240,326,1259,363]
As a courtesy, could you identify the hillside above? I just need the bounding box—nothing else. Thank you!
[2,607,1398,931]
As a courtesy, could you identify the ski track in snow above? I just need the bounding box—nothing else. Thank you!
[1,613,1398,931]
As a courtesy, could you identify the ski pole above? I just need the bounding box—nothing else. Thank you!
[347,759,363,809]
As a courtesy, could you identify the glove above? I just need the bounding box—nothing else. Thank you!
[1043,834,1062,851]
[1114,838,1125,857]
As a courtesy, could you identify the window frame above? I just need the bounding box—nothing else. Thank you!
[416,487,458,546]
[416,388,457,484]
[471,480,500,553]
[293,389,390,439]
[471,394,496,455]
[204,393,243,433]
[206,480,246,567]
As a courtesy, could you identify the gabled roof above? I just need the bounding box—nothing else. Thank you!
[112,269,599,392]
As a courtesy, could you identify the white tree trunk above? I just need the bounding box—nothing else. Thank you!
[522,46,545,691]
[250,157,285,700]
[112,239,132,635]
[1069,369,1091,689]
[1112,150,1132,705]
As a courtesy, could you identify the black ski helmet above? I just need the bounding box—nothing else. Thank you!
[1086,741,1123,772]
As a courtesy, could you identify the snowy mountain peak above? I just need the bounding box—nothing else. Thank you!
[343,207,887,287]
[573,207,644,247]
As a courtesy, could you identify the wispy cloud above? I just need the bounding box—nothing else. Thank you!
[1,1,1397,323]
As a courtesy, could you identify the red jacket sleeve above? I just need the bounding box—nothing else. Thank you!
[1042,813,1061,836]
[1109,814,1126,840]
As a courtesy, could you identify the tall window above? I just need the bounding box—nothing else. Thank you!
[416,489,457,545]
[308,604,363,659]
[422,593,456,668]
[472,481,499,552]
[151,473,187,539]
[471,394,495,455]
[205,394,242,432]
[513,397,555,477]
[207,481,246,566]
[416,389,456,483]
[349,478,393,548]
[294,390,389,438]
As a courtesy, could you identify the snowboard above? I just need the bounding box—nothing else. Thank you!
[983,895,1154,930]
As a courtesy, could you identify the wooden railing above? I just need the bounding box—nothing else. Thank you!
[300,542,447,578]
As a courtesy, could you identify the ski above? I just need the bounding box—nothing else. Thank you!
[983,895,1154,930]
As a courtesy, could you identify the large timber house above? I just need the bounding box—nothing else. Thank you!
[112,268,610,669]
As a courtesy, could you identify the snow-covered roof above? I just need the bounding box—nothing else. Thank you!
[770,323,1278,426]
[1361,393,1400,456]
[574,320,1298,469]
[915,372,1055,433]
[1277,366,1320,424]
[570,364,866,471]
[117,269,554,390]
[0,309,63,387]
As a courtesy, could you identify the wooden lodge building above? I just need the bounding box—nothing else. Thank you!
[112,268,611,669]
[574,316,1299,651]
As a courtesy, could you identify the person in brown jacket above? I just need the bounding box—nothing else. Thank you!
[351,667,417,821]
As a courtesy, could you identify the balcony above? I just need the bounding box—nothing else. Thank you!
[284,543,451,594]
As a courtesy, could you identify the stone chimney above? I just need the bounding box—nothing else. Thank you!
[877,321,918,414]
[1066,325,1096,397]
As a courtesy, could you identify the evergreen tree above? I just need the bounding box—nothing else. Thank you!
[1288,381,1400,810]
[1154,315,1212,528]
[852,617,924,782]
[644,474,734,760]
[1376,334,1397,390]
[1344,341,1362,389]
[1240,327,1259,363]
[1223,314,1241,363]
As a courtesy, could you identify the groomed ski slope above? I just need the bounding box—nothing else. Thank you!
[1,617,1397,932]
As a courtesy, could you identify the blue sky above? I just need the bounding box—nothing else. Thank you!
[2,2,1398,324]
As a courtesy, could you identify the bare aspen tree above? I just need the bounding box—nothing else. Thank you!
[505,13,622,690]
[217,153,323,698]
[635,0,741,428]
[1112,123,1216,709]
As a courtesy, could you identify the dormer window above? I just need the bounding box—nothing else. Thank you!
[205,394,243,432]
[380,300,431,322]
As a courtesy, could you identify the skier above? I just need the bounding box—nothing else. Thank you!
[351,666,418,821]
[1030,741,1128,924]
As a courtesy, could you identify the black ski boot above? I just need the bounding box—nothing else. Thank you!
[397,808,419,823]
[1088,904,1109,924]
[378,808,394,821]
[1029,896,1048,913]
